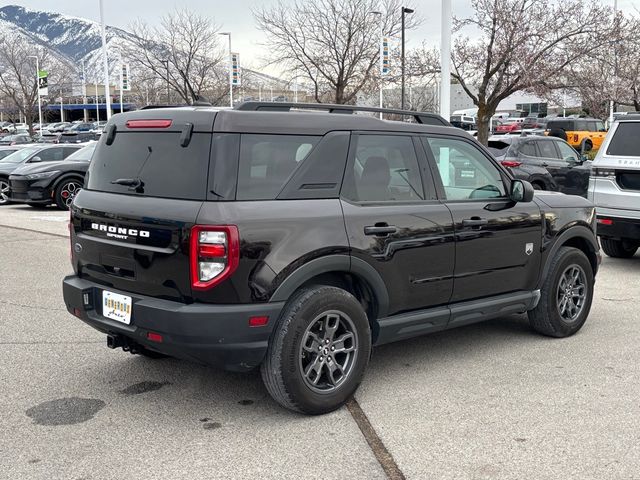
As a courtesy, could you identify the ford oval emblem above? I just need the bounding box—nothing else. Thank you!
[74,243,83,253]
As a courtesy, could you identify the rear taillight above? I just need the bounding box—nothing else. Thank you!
[592,168,616,178]
[597,218,613,226]
[501,160,522,168]
[190,225,239,290]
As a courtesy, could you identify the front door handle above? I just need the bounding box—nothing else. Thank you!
[541,162,549,167]
[462,217,488,228]
[364,224,398,236]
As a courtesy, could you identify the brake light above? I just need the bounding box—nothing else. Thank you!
[597,218,613,226]
[573,134,579,143]
[190,225,239,290]
[501,160,522,168]
[125,119,172,129]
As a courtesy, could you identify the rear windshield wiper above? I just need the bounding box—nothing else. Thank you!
[111,178,144,193]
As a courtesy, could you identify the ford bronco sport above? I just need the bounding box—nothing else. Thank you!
[63,103,600,414]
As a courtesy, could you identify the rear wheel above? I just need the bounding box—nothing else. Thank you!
[600,238,639,258]
[261,286,371,415]
[0,178,9,205]
[54,178,83,210]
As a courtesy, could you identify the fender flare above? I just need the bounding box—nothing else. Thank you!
[538,225,598,289]
[270,254,390,318]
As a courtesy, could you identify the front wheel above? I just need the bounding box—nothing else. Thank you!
[528,247,594,338]
[600,238,638,258]
[261,286,371,415]
[0,178,10,205]
[54,178,83,211]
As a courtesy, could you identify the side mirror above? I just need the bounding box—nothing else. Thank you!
[29,156,42,163]
[510,179,534,203]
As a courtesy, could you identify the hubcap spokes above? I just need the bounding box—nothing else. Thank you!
[300,311,358,393]
[61,182,81,207]
[0,180,9,204]
[557,265,587,322]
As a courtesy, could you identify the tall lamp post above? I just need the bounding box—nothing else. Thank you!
[440,0,452,121]
[609,0,618,125]
[163,59,170,105]
[27,55,43,139]
[219,32,233,107]
[401,6,414,111]
[99,0,112,120]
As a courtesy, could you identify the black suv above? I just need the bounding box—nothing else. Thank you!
[63,103,600,414]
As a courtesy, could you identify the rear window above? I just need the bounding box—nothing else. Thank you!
[236,135,319,200]
[86,132,211,200]
[65,143,96,162]
[607,123,640,157]
[487,141,510,156]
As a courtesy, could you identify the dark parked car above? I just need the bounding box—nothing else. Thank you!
[0,134,34,145]
[66,122,95,132]
[0,145,80,205]
[58,132,99,144]
[7,143,87,208]
[63,103,599,414]
[0,145,29,204]
[487,138,557,191]
[488,135,591,196]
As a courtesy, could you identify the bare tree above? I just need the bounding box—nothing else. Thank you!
[255,0,419,105]
[127,9,226,104]
[435,0,617,144]
[0,36,50,133]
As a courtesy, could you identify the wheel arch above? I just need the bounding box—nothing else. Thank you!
[52,172,85,192]
[538,226,599,289]
[269,255,390,340]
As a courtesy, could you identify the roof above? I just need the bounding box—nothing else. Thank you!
[108,102,461,137]
[618,114,640,122]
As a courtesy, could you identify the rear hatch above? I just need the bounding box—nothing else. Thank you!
[70,108,216,303]
[591,121,640,209]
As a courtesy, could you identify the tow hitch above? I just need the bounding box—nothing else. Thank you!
[106,333,142,354]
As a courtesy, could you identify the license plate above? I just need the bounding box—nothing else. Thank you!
[102,290,132,324]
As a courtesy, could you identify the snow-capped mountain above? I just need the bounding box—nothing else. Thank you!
[0,5,141,83]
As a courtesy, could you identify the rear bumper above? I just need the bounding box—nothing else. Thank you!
[597,215,640,241]
[62,275,284,372]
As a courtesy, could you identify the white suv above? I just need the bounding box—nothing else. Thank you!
[588,115,640,258]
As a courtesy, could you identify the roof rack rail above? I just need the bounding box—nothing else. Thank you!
[235,101,451,127]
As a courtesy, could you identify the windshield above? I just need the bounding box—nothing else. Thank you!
[0,147,39,163]
[65,143,96,162]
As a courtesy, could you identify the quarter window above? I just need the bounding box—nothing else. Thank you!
[237,135,319,200]
[424,137,506,200]
[342,135,425,202]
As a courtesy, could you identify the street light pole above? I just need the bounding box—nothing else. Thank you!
[219,32,233,107]
[27,55,43,139]
[401,7,414,111]
[370,11,383,119]
[81,59,88,122]
[163,59,170,104]
[609,0,618,125]
[99,0,112,120]
[440,0,452,121]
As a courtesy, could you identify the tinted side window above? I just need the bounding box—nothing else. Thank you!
[424,137,506,200]
[548,120,574,131]
[38,148,65,162]
[63,147,81,159]
[236,135,319,201]
[537,140,559,159]
[342,135,424,202]
[519,141,538,157]
[555,141,579,161]
[607,123,640,157]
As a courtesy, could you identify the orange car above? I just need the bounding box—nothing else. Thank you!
[545,118,607,150]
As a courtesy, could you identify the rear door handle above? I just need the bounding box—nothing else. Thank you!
[364,225,397,236]
[462,218,488,228]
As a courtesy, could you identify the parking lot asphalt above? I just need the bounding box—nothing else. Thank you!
[1,204,639,480]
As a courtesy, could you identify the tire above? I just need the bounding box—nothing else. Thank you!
[54,178,83,211]
[261,286,371,415]
[528,247,594,338]
[0,177,10,205]
[600,237,639,258]
[531,182,545,191]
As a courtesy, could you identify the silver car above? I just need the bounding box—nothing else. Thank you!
[588,114,640,258]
